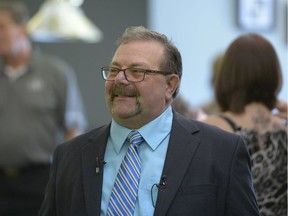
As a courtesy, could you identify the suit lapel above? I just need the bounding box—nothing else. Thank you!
[81,125,110,216]
[154,113,201,216]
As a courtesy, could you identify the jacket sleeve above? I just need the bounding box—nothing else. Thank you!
[226,136,259,215]
[38,148,59,216]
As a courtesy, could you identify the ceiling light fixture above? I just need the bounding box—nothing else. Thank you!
[28,0,103,43]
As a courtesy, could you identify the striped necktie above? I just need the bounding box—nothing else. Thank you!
[107,131,144,216]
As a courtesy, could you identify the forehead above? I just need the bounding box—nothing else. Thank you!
[0,10,15,24]
[112,40,165,68]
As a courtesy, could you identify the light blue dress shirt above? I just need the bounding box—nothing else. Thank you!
[101,106,173,216]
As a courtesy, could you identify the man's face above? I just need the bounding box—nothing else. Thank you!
[0,11,24,56]
[105,40,179,129]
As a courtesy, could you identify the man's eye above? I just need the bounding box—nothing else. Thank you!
[129,69,144,73]
[109,69,118,73]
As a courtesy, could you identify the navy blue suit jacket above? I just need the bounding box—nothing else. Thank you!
[39,112,259,216]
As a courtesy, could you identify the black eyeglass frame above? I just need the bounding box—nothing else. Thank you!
[101,66,174,82]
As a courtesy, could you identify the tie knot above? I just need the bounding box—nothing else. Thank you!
[127,131,143,146]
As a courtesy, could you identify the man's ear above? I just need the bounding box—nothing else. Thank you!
[165,74,180,101]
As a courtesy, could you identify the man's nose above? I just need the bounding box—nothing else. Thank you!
[114,71,129,84]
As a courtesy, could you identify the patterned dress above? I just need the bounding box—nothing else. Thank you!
[220,115,287,216]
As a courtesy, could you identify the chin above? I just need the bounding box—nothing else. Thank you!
[111,105,141,119]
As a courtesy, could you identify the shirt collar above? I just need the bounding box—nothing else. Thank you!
[110,106,173,153]
[4,64,28,81]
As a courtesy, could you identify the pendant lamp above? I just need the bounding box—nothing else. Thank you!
[28,0,103,43]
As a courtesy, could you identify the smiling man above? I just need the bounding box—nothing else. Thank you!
[105,39,179,129]
[39,26,259,216]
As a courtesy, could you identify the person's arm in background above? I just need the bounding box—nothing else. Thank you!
[51,55,88,141]
[63,67,87,140]
[274,100,288,121]
[64,129,83,140]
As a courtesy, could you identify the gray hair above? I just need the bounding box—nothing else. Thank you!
[116,26,182,98]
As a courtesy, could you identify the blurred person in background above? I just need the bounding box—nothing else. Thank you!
[172,94,207,120]
[0,1,87,216]
[201,53,223,115]
[203,33,287,216]
[274,100,288,122]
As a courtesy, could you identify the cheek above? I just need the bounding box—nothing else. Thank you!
[104,82,112,100]
[0,31,9,43]
[105,81,113,92]
[140,80,168,104]
[5,33,18,52]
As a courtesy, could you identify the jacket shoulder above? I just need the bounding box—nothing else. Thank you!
[174,111,242,143]
[56,124,110,154]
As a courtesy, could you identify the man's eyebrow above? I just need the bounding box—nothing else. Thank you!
[110,61,150,68]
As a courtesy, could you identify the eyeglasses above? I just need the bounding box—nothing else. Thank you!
[101,67,174,82]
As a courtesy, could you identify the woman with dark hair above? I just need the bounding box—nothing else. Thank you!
[203,33,287,216]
